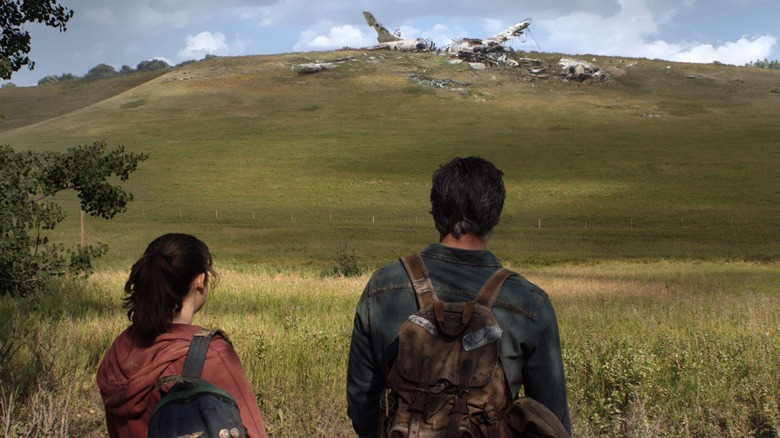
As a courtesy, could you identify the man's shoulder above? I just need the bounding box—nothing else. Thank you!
[494,273,550,319]
[364,259,409,295]
[502,272,547,297]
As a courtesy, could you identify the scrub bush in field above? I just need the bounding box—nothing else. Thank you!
[323,244,363,278]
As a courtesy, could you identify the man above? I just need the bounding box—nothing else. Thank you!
[346,156,571,437]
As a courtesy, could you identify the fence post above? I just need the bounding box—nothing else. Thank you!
[80,210,85,249]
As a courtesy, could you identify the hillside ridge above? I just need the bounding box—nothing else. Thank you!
[0,50,777,265]
[2,50,778,138]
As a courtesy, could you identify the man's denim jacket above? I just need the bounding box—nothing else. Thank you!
[346,243,571,437]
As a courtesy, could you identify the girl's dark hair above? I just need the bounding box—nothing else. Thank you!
[430,156,506,240]
[122,233,217,343]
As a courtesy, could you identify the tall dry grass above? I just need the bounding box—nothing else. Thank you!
[1,261,778,437]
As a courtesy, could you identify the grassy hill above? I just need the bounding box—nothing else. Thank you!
[1,51,778,269]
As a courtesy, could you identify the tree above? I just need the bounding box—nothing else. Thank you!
[36,72,78,85]
[0,141,148,297]
[745,58,780,70]
[83,63,117,80]
[136,59,171,72]
[0,0,74,80]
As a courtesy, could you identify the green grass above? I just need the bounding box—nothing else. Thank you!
[1,51,778,268]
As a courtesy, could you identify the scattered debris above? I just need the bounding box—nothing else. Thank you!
[456,51,545,69]
[408,74,467,91]
[294,63,337,74]
[293,56,355,74]
[558,58,605,82]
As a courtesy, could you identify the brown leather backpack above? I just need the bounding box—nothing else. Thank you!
[379,253,568,438]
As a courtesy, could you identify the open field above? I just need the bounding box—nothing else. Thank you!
[1,51,779,436]
[1,262,778,437]
[1,51,778,268]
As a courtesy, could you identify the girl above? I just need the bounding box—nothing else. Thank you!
[97,233,266,437]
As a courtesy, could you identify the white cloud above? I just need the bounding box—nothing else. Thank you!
[536,0,777,64]
[481,18,506,36]
[293,25,372,51]
[396,24,422,39]
[177,31,231,59]
[538,0,660,55]
[666,35,777,64]
[420,23,470,49]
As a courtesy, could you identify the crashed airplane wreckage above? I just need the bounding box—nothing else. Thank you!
[362,11,435,52]
[294,11,605,83]
[362,10,531,56]
[448,19,531,54]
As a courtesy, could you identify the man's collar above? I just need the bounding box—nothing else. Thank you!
[439,233,488,250]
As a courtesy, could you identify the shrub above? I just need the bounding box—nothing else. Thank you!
[136,59,171,72]
[324,245,363,277]
[83,63,117,80]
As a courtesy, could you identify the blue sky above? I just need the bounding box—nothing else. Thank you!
[3,0,778,86]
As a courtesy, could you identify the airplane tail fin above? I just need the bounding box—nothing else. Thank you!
[363,11,401,42]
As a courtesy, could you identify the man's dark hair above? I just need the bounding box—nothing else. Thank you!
[430,156,506,240]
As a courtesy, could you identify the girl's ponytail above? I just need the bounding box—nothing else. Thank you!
[122,234,216,343]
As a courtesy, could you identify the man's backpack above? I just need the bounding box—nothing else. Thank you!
[148,330,247,438]
[379,253,568,438]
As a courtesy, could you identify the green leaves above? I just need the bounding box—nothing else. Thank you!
[0,0,75,79]
[0,141,147,297]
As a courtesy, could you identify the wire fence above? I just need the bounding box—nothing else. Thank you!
[48,197,774,233]
[67,205,760,233]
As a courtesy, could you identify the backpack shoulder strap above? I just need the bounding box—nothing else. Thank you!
[474,268,517,308]
[182,330,218,379]
[400,253,439,308]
